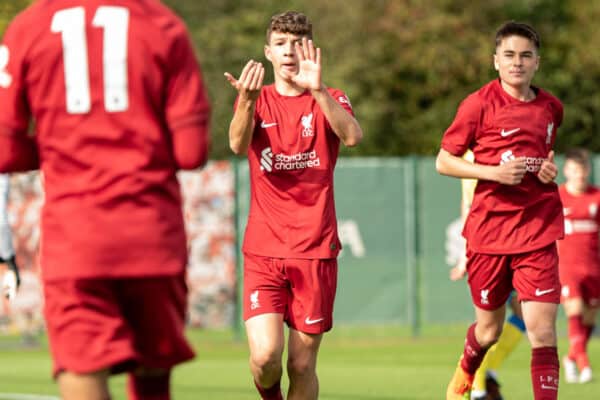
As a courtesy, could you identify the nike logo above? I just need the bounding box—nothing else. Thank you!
[305,317,324,325]
[535,288,555,296]
[261,121,277,128]
[500,128,520,137]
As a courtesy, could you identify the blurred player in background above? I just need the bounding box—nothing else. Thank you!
[225,11,362,400]
[451,150,526,400]
[437,21,563,400]
[0,1,210,399]
[558,148,600,384]
[0,173,20,301]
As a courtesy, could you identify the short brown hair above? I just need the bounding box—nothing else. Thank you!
[495,21,540,50]
[266,11,312,43]
[565,147,591,167]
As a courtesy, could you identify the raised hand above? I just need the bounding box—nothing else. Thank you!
[537,151,558,184]
[292,37,322,91]
[224,60,264,101]
[496,157,527,185]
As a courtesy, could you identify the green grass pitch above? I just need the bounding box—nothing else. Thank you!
[0,325,599,399]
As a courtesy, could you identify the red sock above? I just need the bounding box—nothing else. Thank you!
[127,371,170,400]
[254,379,283,400]
[567,316,587,365]
[460,323,489,375]
[531,347,559,400]
[584,324,595,342]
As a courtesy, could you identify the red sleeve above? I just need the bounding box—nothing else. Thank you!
[441,93,482,156]
[330,89,355,116]
[164,24,210,170]
[0,16,37,171]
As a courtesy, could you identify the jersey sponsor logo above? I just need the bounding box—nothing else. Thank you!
[338,95,352,108]
[480,289,489,305]
[546,122,554,145]
[301,113,314,137]
[500,127,520,137]
[259,147,321,172]
[564,218,598,235]
[0,45,13,88]
[250,290,260,310]
[305,316,324,325]
[499,150,546,172]
[535,288,555,296]
[261,121,277,128]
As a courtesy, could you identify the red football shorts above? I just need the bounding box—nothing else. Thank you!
[466,243,560,310]
[560,269,600,308]
[243,252,338,334]
[43,275,195,377]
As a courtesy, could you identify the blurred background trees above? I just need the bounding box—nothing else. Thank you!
[2,0,600,157]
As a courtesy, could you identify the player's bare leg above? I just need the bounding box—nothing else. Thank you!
[57,369,111,400]
[246,313,285,398]
[522,301,559,399]
[286,328,323,400]
[447,306,505,399]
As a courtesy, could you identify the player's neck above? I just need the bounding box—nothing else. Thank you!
[566,182,587,196]
[274,78,306,97]
[500,80,536,102]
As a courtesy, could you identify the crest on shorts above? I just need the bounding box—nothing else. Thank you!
[250,290,260,310]
[480,289,489,305]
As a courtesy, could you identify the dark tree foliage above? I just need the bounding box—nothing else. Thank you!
[2,0,599,157]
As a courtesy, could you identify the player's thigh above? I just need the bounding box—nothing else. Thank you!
[287,328,323,370]
[285,258,337,334]
[466,250,513,310]
[57,370,111,400]
[43,278,137,377]
[512,243,560,304]
[243,252,288,320]
[245,313,285,362]
[117,275,195,369]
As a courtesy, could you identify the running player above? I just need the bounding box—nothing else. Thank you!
[437,21,563,400]
[558,148,600,384]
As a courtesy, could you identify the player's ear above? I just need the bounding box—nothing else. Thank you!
[493,53,499,71]
[264,45,272,62]
[535,55,540,71]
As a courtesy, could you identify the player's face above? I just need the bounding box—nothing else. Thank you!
[564,159,590,193]
[265,32,304,82]
[494,35,539,89]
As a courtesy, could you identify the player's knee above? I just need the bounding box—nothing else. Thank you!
[127,368,170,400]
[477,324,503,347]
[287,353,315,378]
[251,349,282,374]
[527,326,557,347]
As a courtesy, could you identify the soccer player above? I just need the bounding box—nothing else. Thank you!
[558,148,600,384]
[436,21,564,400]
[0,1,210,399]
[450,151,527,400]
[225,11,363,400]
[0,173,20,301]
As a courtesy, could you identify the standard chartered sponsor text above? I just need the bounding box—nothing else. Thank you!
[274,150,321,171]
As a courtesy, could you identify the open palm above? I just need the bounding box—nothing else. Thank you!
[292,38,321,91]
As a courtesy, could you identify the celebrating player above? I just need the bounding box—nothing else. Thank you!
[0,1,210,399]
[558,148,600,384]
[436,21,563,400]
[225,11,363,400]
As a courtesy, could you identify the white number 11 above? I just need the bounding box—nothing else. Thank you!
[51,6,129,114]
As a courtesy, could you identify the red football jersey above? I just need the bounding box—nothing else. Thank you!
[240,85,353,259]
[558,185,600,274]
[442,79,564,254]
[0,0,210,280]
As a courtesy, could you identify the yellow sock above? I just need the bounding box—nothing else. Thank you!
[472,322,524,391]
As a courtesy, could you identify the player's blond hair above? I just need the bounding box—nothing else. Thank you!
[266,11,312,43]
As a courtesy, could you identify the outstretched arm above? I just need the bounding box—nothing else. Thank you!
[293,38,362,147]
[225,60,264,155]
